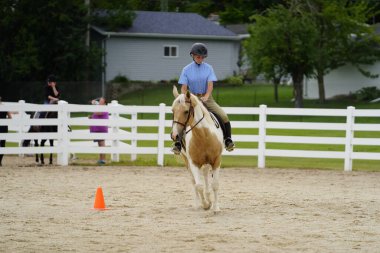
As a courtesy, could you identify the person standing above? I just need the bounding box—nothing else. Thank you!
[0,97,13,166]
[89,97,109,165]
[172,42,235,154]
[44,74,60,104]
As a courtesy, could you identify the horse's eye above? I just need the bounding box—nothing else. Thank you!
[184,110,189,114]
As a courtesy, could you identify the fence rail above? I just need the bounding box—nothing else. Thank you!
[1,100,379,171]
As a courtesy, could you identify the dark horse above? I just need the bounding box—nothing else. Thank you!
[22,109,58,165]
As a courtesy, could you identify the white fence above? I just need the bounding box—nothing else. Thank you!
[1,100,379,171]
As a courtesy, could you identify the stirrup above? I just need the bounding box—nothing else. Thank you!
[225,138,235,151]
[171,142,182,155]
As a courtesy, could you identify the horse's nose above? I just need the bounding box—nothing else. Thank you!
[171,133,180,141]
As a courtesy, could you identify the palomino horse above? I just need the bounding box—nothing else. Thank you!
[171,86,224,212]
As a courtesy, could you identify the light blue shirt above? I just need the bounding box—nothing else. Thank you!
[178,62,217,94]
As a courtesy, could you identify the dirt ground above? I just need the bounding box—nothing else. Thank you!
[1,156,380,253]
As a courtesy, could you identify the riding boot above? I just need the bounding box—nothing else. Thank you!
[171,141,182,155]
[224,122,235,151]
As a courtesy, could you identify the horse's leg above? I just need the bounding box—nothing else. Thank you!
[211,168,221,213]
[189,161,210,210]
[34,140,39,163]
[49,139,53,164]
[202,165,212,207]
[182,155,201,208]
[186,165,200,208]
[40,139,46,165]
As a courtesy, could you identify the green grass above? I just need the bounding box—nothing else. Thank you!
[8,84,378,171]
[120,83,380,109]
[115,83,380,171]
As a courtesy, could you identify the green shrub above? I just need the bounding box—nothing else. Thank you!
[356,86,380,101]
[111,75,129,84]
[225,75,243,86]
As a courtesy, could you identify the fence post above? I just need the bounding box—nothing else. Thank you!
[344,106,355,172]
[258,104,267,169]
[17,100,26,157]
[157,103,166,166]
[57,101,69,166]
[131,106,137,161]
[110,100,120,162]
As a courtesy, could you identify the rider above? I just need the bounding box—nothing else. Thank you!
[38,74,60,119]
[44,74,60,104]
[171,42,235,154]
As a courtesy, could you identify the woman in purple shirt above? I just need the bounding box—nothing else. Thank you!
[90,97,108,165]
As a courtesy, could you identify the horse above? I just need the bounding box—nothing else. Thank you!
[171,86,224,212]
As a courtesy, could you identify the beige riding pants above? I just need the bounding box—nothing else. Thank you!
[200,95,229,123]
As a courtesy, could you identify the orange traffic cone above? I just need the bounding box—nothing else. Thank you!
[93,187,107,210]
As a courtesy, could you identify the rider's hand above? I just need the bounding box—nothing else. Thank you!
[201,95,209,102]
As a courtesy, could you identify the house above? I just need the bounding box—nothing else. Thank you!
[91,11,241,83]
[304,63,380,99]
[304,23,380,99]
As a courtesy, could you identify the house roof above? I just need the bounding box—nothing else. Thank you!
[92,11,239,41]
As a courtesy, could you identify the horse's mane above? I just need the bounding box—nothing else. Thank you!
[191,94,212,119]
[173,91,215,123]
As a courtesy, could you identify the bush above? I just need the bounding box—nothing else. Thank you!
[355,86,380,101]
[225,75,243,86]
[111,75,129,84]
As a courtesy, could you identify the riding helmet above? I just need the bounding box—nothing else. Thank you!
[190,43,208,57]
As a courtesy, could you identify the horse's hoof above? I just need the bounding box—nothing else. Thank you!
[203,202,211,210]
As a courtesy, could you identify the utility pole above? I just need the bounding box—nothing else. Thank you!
[160,0,168,12]
[85,0,90,48]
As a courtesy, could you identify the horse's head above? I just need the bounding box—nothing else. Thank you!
[171,86,199,141]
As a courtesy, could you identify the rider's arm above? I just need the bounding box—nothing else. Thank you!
[202,82,213,102]
[51,86,59,97]
[181,84,188,94]
[48,95,59,103]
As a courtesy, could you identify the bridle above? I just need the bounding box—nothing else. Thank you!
[172,99,205,136]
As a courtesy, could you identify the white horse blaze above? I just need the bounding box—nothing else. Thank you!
[171,86,223,212]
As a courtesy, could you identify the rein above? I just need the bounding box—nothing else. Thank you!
[172,100,205,135]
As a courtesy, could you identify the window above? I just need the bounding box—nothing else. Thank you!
[164,45,178,57]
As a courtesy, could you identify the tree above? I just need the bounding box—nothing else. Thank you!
[304,0,380,103]
[0,1,41,81]
[219,0,286,24]
[0,0,100,81]
[245,0,380,107]
[245,3,318,108]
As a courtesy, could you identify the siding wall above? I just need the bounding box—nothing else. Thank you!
[105,37,240,82]
[305,63,380,99]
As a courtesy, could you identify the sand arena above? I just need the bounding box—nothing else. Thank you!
[1,156,380,252]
